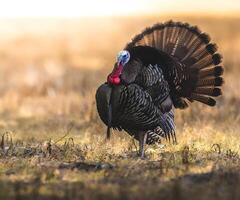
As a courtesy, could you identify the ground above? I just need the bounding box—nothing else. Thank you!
[0,16,239,200]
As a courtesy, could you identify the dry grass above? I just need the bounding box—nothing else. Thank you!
[0,15,239,200]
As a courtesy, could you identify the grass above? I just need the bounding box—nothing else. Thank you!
[0,15,239,199]
[0,124,239,200]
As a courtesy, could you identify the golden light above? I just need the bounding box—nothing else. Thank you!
[0,0,239,17]
[0,0,162,17]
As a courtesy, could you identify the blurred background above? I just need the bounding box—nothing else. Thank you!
[0,0,239,138]
[0,1,239,199]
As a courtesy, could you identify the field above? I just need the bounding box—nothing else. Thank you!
[0,15,239,200]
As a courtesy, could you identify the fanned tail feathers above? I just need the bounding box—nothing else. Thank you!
[125,21,224,108]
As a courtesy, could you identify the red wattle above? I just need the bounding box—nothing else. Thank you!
[107,64,123,85]
[112,77,120,84]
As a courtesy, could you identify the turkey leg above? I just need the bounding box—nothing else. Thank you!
[139,131,147,158]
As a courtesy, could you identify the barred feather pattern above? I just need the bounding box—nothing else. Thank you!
[115,84,165,130]
[95,83,176,144]
[118,84,176,144]
[139,64,165,87]
[125,20,224,108]
[137,64,170,105]
[121,65,175,144]
[146,111,176,144]
[146,127,165,144]
[128,110,176,145]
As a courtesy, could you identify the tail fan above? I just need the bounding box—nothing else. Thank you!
[125,21,224,108]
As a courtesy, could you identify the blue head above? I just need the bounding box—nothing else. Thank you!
[117,50,130,66]
[107,50,130,85]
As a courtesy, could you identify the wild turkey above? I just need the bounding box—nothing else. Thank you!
[96,21,224,157]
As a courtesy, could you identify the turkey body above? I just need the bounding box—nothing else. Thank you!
[96,21,224,157]
[96,46,177,144]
